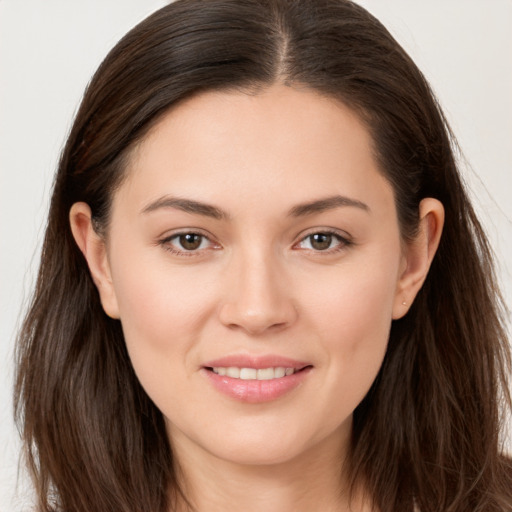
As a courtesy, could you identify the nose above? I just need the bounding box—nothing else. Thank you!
[218,252,298,336]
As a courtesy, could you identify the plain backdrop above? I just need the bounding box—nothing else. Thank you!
[1,1,511,510]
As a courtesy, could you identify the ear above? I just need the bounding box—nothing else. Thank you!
[392,198,444,319]
[69,202,120,319]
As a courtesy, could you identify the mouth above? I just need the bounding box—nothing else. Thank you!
[205,365,310,380]
[201,357,313,403]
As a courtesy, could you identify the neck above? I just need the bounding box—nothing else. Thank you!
[169,425,372,512]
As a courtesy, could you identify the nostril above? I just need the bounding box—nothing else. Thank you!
[218,300,298,335]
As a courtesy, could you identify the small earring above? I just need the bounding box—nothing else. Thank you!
[402,301,407,306]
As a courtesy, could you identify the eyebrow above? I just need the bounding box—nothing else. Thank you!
[287,195,370,217]
[141,196,229,220]
[141,194,369,220]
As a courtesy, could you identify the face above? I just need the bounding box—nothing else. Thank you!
[92,85,412,467]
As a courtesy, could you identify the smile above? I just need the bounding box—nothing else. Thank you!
[210,367,297,380]
[202,357,312,403]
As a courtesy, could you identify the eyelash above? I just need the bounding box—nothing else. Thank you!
[294,229,353,254]
[159,231,218,257]
[158,229,353,257]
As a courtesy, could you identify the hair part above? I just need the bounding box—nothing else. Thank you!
[15,1,512,511]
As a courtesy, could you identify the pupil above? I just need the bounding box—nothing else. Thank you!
[311,233,332,250]
[180,234,202,250]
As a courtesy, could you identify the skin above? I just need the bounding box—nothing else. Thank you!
[70,84,444,512]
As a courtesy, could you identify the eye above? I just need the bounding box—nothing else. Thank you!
[159,231,218,255]
[174,233,208,251]
[296,231,351,252]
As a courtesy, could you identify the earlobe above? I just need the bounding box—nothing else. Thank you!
[392,198,444,319]
[69,202,120,319]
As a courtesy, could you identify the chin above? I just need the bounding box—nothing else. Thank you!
[209,440,310,467]
[191,417,350,469]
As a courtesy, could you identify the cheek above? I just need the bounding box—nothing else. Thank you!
[307,256,399,341]
[109,257,218,387]
[112,250,215,331]
[302,255,400,400]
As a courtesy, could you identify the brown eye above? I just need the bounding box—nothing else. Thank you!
[160,231,218,256]
[296,231,350,253]
[178,233,204,250]
[309,233,333,251]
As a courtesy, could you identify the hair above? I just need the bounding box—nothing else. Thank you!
[14,0,512,511]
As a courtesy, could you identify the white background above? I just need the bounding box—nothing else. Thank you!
[1,1,511,510]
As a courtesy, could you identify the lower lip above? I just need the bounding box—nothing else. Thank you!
[201,367,312,403]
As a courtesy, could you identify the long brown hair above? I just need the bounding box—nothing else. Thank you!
[15,1,512,511]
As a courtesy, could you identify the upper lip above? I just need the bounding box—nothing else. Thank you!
[202,354,311,370]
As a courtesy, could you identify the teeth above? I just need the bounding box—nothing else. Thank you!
[226,367,240,378]
[240,368,257,380]
[212,366,296,380]
[257,368,275,380]
[274,367,286,378]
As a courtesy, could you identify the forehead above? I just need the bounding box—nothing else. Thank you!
[116,84,393,219]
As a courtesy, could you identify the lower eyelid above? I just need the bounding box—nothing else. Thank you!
[296,231,352,250]
[173,236,207,249]
[158,231,223,255]
[158,230,351,255]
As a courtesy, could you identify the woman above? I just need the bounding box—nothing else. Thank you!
[14,0,512,511]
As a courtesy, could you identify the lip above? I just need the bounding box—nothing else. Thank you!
[203,354,310,370]
[201,354,313,403]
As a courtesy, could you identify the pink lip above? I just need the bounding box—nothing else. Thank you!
[203,354,310,370]
[201,354,312,403]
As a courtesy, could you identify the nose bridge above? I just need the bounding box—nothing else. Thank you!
[218,244,296,334]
